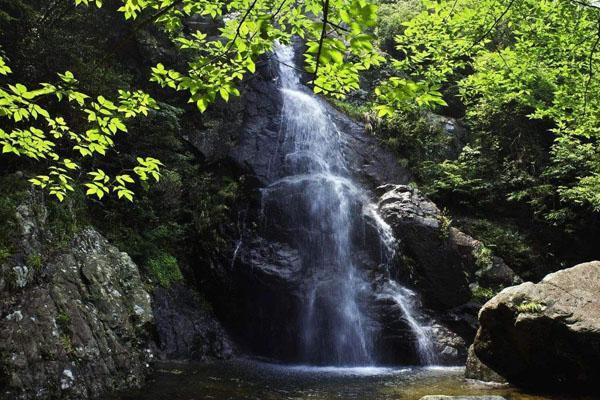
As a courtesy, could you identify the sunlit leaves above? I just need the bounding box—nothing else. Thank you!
[80,0,384,109]
[65,0,386,189]
[0,59,159,202]
[0,57,11,75]
[134,157,163,182]
[74,0,103,7]
[386,0,600,220]
[375,77,447,116]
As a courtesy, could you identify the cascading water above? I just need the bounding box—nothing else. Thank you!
[260,44,437,366]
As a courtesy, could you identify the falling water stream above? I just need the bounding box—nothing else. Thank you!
[261,45,436,366]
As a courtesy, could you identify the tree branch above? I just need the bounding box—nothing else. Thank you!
[468,0,517,52]
[313,0,330,82]
[106,0,184,60]
[326,20,350,33]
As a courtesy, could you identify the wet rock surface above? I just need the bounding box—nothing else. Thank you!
[0,227,153,400]
[473,261,600,392]
[222,50,411,189]
[210,237,305,362]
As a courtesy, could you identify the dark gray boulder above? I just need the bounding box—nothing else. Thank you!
[152,284,235,361]
[473,261,600,392]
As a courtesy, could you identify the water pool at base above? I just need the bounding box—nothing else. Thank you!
[108,359,592,400]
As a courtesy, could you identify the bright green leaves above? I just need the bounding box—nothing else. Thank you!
[83,168,143,201]
[118,0,151,20]
[0,57,11,75]
[375,78,447,116]
[0,58,160,202]
[148,0,286,112]
[134,157,163,182]
[382,0,600,221]
[74,0,103,7]
[343,0,377,29]
[302,0,384,98]
[127,0,382,107]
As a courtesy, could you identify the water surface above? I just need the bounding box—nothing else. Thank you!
[109,359,590,400]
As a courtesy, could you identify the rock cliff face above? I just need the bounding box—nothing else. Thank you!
[472,261,600,392]
[0,205,154,399]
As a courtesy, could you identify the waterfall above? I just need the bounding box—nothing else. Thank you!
[260,44,436,366]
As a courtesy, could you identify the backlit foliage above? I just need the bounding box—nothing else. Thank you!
[0,62,160,201]
[378,0,600,223]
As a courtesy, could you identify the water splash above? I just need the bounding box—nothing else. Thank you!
[379,281,438,365]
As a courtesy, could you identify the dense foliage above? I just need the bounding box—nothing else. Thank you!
[374,0,599,228]
[0,0,249,287]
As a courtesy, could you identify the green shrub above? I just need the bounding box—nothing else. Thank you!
[458,218,538,275]
[59,335,74,355]
[56,311,71,333]
[437,208,452,240]
[374,110,454,175]
[471,286,497,303]
[0,247,10,264]
[332,99,371,122]
[376,0,424,53]
[26,253,42,271]
[473,245,494,270]
[147,253,183,288]
[45,192,89,250]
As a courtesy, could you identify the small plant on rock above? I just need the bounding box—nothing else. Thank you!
[473,245,494,270]
[147,252,183,288]
[471,286,496,303]
[516,300,544,314]
[26,253,42,271]
[437,208,453,240]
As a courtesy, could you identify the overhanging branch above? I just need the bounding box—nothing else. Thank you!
[313,0,330,82]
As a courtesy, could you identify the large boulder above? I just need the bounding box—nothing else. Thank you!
[377,185,520,310]
[0,228,154,400]
[473,261,600,392]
